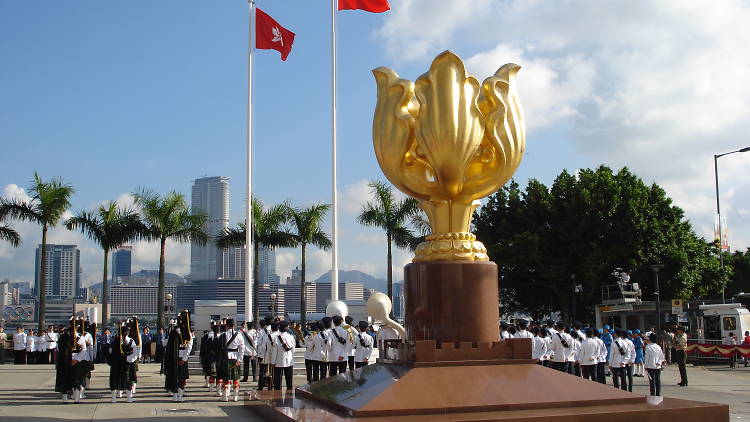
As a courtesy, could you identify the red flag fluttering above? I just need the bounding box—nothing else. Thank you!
[338,0,390,13]
[256,8,296,61]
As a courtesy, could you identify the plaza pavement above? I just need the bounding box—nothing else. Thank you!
[0,362,747,421]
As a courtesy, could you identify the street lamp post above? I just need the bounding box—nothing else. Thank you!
[649,264,664,335]
[714,146,750,304]
[270,293,277,319]
[165,293,174,327]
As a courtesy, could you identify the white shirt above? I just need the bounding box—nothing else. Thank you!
[241,328,258,357]
[625,338,636,364]
[345,325,357,357]
[123,337,139,363]
[36,335,48,352]
[550,332,572,363]
[500,330,511,340]
[594,337,607,363]
[259,328,276,362]
[271,332,295,367]
[222,329,245,361]
[83,332,95,362]
[26,335,36,352]
[531,336,547,360]
[46,332,58,350]
[354,332,374,363]
[330,326,350,361]
[609,338,631,367]
[312,330,331,362]
[72,334,89,362]
[576,330,587,340]
[376,326,401,360]
[643,343,665,369]
[303,333,316,360]
[542,336,553,360]
[722,336,737,346]
[579,338,599,365]
[569,338,581,362]
[13,332,27,351]
[514,330,533,339]
[178,337,193,361]
[322,329,334,362]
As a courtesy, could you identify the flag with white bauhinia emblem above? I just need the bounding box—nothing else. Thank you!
[256,8,295,61]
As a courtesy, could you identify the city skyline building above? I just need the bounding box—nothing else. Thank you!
[190,176,230,280]
[34,244,81,299]
[111,246,132,282]
[110,284,176,319]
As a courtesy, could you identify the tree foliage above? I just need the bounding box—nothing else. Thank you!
[474,166,728,322]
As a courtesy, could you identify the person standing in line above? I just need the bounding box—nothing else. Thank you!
[13,327,27,364]
[514,320,533,339]
[623,330,636,391]
[742,331,750,367]
[55,324,74,403]
[570,331,582,376]
[218,318,243,402]
[593,329,607,384]
[199,326,215,390]
[37,330,49,364]
[272,320,295,391]
[47,326,58,364]
[25,329,36,364]
[722,332,737,368]
[542,329,553,367]
[500,322,511,340]
[644,333,666,396]
[141,327,152,364]
[257,319,276,391]
[154,327,166,363]
[531,327,547,364]
[71,322,90,403]
[662,328,674,364]
[550,323,572,373]
[301,323,316,383]
[321,317,334,378]
[110,323,137,403]
[329,315,349,376]
[608,329,631,391]
[674,326,689,386]
[240,321,258,383]
[0,327,6,365]
[601,325,612,376]
[312,321,330,381]
[579,328,599,381]
[354,321,374,368]
[632,330,645,377]
[344,316,358,372]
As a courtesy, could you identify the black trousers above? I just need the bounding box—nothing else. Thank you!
[273,366,293,390]
[14,349,26,364]
[596,362,606,384]
[625,364,633,391]
[329,360,347,376]
[319,361,328,380]
[305,359,314,382]
[647,368,661,396]
[573,362,581,377]
[0,346,4,364]
[355,361,367,369]
[551,361,567,372]
[348,356,355,371]
[675,350,688,385]
[581,364,596,381]
[542,360,550,367]
[611,367,627,391]
[242,355,256,380]
[257,361,272,390]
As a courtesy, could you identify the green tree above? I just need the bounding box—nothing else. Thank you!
[289,204,332,326]
[216,198,296,323]
[727,248,750,298]
[0,173,74,330]
[356,180,419,301]
[474,166,723,323]
[133,189,207,331]
[0,223,20,247]
[65,201,146,326]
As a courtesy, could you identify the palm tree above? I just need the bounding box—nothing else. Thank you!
[357,180,419,301]
[0,223,20,247]
[215,197,296,323]
[132,188,207,331]
[289,204,332,326]
[65,201,146,326]
[0,173,74,330]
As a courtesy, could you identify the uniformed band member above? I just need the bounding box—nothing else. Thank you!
[218,318,244,402]
[302,323,316,382]
[311,321,330,381]
[319,317,334,378]
[354,321,373,368]
[256,318,276,390]
[163,311,193,402]
[200,322,219,391]
[240,321,258,382]
[109,322,138,403]
[343,316,357,371]
[329,315,349,376]
[608,329,632,391]
[272,320,295,390]
[71,317,93,403]
[126,317,141,396]
[54,321,74,403]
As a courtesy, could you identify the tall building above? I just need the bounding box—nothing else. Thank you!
[190,176,230,280]
[222,247,246,280]
[222,246,279,284]
[111,246,132,282]
[175,278,245,316]
[34,244,81,298]
[258,246,277,284]
[110,285,176,318]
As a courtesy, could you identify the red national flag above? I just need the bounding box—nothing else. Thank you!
[256,8,296,61]
[338,0,390,13]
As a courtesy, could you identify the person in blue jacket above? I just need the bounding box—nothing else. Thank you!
[632,329,645,377]
[601,324,613,375]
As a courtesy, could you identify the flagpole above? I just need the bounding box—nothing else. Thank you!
[331,0,339,302]
[245,0,255,323]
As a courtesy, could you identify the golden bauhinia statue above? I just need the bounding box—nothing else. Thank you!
[372,51,525,262]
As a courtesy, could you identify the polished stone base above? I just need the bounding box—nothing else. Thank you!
[245,362,729,421]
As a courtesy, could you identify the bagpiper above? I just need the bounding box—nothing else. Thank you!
[126,316,142,396]
[163,310,193,402]
[200,320,220,392]
[109,321,138,403]
[217,318,244,402]
[54,318,75,403]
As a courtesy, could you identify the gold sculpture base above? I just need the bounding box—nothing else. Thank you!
[413,232,488,262]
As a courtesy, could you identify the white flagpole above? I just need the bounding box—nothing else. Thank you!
[245,0,255,322]
[330,0,339,302]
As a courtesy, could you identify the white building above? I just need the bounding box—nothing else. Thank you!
[190,176,230,280]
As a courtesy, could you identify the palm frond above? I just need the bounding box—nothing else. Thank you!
[0,224,21,247]
[216,224,247,249]
[0,199,43,225]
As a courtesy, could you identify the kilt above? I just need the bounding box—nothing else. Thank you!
[227,359,241,381]
[178,361,190,381]
[128,362,138,384]
[71,361,91,389]
[202,361,216,377]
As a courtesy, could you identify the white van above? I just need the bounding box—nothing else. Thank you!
[697,303,750,341]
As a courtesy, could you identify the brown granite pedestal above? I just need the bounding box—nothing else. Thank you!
[245,261,728,421]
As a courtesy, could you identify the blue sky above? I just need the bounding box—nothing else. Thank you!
[2,1,749,287]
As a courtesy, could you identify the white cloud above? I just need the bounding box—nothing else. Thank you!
[377,0,750,250]
[340,179,371,214]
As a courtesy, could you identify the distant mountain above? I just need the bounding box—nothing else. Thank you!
[314,270,401,293]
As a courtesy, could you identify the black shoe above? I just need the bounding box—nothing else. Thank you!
[240,378,248,382]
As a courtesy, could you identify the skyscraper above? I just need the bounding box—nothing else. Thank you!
[34,244,81,298]
[258,246,277,284]
[111,246,132,282]
[222,246,279,284]
[190,176,230,280]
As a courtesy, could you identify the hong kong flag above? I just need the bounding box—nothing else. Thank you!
[338,0,390,13]
[256,8,296,61]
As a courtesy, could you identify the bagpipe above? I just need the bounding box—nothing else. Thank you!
[177,310,192,345]
[127,316,141,347]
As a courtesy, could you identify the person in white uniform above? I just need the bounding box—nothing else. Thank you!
[219,318,244,402]
[271,320,295,390]
[329,315,350,376]
[354,321,374,368]
[240,321,258,382]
